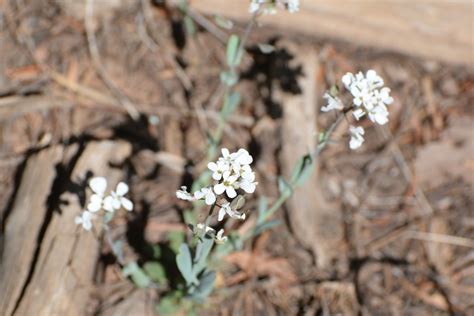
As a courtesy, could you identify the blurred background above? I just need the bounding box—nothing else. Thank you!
[0,0,473,315]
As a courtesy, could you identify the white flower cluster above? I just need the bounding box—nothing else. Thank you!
[75,177,133,231]
[249,0,299,14]
[321,69,393,150]
[342,70,393,125]
[176,148,258,243]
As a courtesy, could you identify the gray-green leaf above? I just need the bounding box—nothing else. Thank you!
[257,196,268,224]
[214,15,233,29]
[122,262,151,288]
[253,219,281,236]
[290,154,313,187]
[226,35,240,67]
[222,92,241,118]
[176,243,197,285]
[278,176,292,196]
[220,71,238,86]
[189,270,216,301]
[193,235,214,275]
[143,262,167,284]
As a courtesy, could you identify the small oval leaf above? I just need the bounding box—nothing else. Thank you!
[257,43,275,54]
[176,243,196,285]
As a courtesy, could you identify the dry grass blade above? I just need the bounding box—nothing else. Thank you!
[406,231,474,248]
[85,0,140,120]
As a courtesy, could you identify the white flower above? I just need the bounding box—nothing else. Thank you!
[238,164,252,179]
[215,229,228,244]
[207,160,229,181]
[75,210,94,231]
[103,182,133,212]
[194,187,216,205]
[367,104,389,125]
[238,171,258,194]
[249,0,262,13]
[176,186,195,201]
[220,148,232,162]
[287,0,299,13]
[342,70,393,126]
[233,148,253,166]
[378,87,394,105]
[213,170,239,198]
[87,177,107,212]
[249,0,298,14]
[218,202,246,221]
[366,69,384,89]
[321,92,343,112]
[195,223,215,235]
[349,125,365,150]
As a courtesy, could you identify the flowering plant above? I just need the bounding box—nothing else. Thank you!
[75,177,133,231]
[70,1,396,313]
[321,69,394,149]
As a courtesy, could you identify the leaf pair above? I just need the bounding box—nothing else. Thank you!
[176,236,217,301]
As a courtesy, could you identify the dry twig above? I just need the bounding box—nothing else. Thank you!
[85,0,140,120]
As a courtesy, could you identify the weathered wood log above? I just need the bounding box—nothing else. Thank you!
[0,146,64,316]
[277,41,344,269]
[0,141,131,316]
[191,0,473,65]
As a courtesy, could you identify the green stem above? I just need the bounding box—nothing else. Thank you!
[253,113,345,232]
[205,14,257,162]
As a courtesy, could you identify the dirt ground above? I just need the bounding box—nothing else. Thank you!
[0,1,473,315]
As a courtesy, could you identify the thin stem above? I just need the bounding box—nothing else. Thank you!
[104,225,125,266]
[206,14,257,162]
[314,114,345,156]
[205,203,217,226]
[255,113,346,230]
[261,192,289,223]
[237,13,257,59]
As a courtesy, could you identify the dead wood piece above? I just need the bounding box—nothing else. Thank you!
[277,41,344,270]
[10,141,131,316]
[191,0,473,65]
[0,146,64,316]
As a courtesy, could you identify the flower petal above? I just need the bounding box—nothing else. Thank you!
[103,196,115,212]
[112,197,121,210]
[207,162,218,172]
[213,183,226,195]
[116,182,129,196]
[221,148,230,158]
[226,186,237,198]
[218,208,225,221]
[87,194,103,212]
[205,192,216,205]
[194,190,204,199]
[121,197,134,211]
[89,177,107,195]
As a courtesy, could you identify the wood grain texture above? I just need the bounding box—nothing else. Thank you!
[0,146,64,316]
[0,141,132,316]
[13,141,131,316]
[277,41,344,269]
[191,0,473,65]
